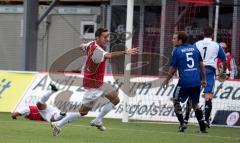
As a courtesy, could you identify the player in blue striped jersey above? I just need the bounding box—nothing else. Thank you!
[162,31,207,133]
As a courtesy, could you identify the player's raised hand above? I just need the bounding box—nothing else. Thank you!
[125,48,138,55]
[218,71,229,82]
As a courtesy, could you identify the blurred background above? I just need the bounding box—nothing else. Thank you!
[0,0,239,79]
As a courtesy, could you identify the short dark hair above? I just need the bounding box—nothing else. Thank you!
[175,31,188,44]
[95,27,108,38]
[203,27,213,37]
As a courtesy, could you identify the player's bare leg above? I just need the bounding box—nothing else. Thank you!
[51,112,82,136]
[37,83,66,122]
[51,105,88,136]
[79,105,91,116]
[37,83,58,110]
[90,90,119,131]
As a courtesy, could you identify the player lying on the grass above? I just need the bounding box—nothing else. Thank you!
[11,84,66,122]
[162,31,207,133]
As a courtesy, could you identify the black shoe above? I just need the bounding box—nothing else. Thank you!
[60,112,66,116]
[178,123,187,132]
[204,120,210,128]
[184,119,188,125]
[50,83,58,92]
[198,120,207,132]
[199,130,208,134]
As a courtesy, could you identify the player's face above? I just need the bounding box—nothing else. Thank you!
[96,32,110,48]
[223,47,227,53]
[172,34,181,47]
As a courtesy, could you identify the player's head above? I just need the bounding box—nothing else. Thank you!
[95,27,109,47]
[203,27,213,38]
[172,31,188,47]
[219,42,229,53]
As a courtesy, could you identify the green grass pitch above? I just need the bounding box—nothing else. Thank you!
[0,112,239,143]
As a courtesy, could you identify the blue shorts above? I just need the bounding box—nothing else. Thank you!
[204,66,216,93]
[173,85,201,105]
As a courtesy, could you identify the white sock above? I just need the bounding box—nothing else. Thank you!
[95,102,115,122]
[56,112,81,128]
[39,91,54,103]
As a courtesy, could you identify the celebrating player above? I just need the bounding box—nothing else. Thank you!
[51,27,138,136]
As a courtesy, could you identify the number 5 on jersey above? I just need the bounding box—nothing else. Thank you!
[186,52,194,68]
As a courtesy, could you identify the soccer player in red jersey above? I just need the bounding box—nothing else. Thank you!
[11,84,66,122]
[51,28,138,136]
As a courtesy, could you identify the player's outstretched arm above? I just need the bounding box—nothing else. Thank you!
[104,48,138,59]
[11,112,22,120]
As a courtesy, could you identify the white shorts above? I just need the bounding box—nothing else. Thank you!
[16,106,31,116]
[39,105,61,122]
[82,84,115,110]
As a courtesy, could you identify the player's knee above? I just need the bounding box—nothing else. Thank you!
[80,111,88,116]
[79,106,90,116]
[36,102,41,106]
[205,93,213,101]
[191,104,199,110]
[36,102,46,110]
[106,91,119,105]
[80,113,87,116]
[205,97,212,102]
[111,96,120,105]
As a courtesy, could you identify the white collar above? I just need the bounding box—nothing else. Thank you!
[204,37,213,41]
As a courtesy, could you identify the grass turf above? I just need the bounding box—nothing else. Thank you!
[0,112,239,143]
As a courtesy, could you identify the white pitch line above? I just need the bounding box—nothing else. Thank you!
[1,120,240,141]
